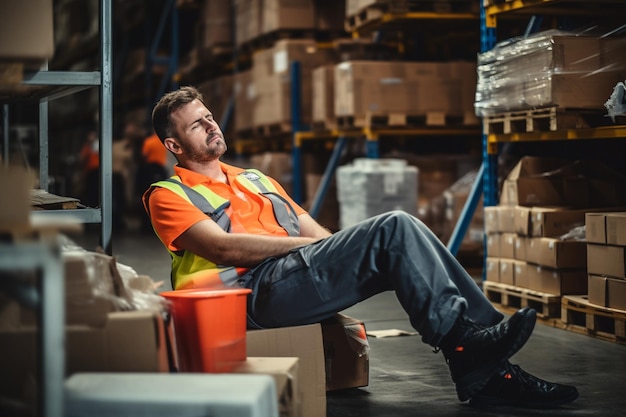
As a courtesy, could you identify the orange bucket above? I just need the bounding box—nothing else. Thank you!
[160,287,252,373]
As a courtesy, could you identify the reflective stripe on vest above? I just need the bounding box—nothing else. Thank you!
[148,170,300,290]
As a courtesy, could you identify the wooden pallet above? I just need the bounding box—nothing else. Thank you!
[483,107,607,135]
[336,111,478,129]
[346,0,478,31]
[482,281,561,318]
[560,295,626,345]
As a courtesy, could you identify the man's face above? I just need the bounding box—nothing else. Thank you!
[170,99,227,162]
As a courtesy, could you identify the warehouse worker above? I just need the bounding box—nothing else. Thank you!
[143,86,578,409]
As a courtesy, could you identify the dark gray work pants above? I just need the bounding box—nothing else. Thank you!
[243,210,503,347]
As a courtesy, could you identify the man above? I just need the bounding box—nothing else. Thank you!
[143,86,578,408]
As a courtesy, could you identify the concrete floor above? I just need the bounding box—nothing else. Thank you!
[73,228,626,417]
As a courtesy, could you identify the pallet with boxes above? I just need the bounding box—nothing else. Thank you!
[483,156,626,332]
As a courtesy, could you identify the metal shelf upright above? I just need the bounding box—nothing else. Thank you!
[1,0,113,254]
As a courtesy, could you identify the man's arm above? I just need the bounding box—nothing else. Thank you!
[297,213,333,239]
[173,217,323,267]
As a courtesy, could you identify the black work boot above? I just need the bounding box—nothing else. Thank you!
[469,361,579,408]
[441,307,537,401]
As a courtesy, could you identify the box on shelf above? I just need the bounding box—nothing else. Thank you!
[252,39,335,128]
[334,61,476,121]
[0,0,54,64]
[500,157,626,208]
[262,0,315,34]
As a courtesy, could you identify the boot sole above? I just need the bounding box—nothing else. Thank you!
[455,308,537,401]
[469,387,579,408]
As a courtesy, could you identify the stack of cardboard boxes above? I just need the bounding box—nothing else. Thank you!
[484,156,626,307]
[586,212,626,310]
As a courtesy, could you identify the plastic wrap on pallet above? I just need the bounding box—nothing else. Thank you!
[474,29,626,117]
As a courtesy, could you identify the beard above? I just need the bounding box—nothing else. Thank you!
[182,133,227,162]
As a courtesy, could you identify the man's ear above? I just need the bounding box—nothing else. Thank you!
[164,137,182,155]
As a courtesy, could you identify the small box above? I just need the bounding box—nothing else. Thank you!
[500,233,516,259]
[320,314,369,391]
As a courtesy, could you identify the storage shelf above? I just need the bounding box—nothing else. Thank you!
[485,0,626,27]
[487,125,626,154]
[351,11,479,37]
[0,71,102,102]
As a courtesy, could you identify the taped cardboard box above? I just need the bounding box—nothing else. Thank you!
[320,314,369,391]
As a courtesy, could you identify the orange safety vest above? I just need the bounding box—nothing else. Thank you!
[145,169,300,290]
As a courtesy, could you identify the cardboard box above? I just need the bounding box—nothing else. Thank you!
[525,237,587,269]
[232,357,300,417]
[486,233,500,258]
[514,235,527,262]
[0,310,174,403]
[587,244,626,278]
[500,233,516,259]
[0,0,54,62]
[514,260,529,288]
[530,206,587,238]
[499,258,515,286]
[588,274,608,307]
[234,69,255,132]
[486,257,500,282]
[606,212,626,246]
[586,212,608,244]
[320,314,369,391]
[500,157,590,208]
[0,166,34,232]
[252,39,335,128]
[497,205,517,233]
[247,323,326,417]
[312,64,337,125]
[262,0,315,34]
[607,278,626,311]
[334,61,475,119]
[484,206,498,234]
[514,205,532,236]
[527,265,587,295]
[500,156,589,208]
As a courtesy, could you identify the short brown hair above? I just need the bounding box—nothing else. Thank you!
[152,86,205,142]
